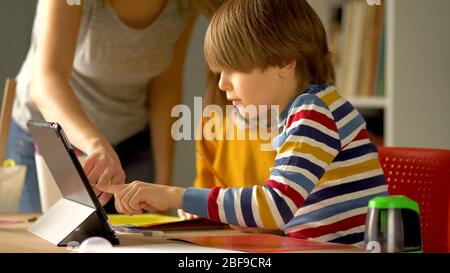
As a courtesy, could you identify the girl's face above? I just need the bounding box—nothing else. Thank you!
[217,66,297,117]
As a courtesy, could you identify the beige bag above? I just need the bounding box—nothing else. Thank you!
[0,161,26,213]
[0,79,27,213]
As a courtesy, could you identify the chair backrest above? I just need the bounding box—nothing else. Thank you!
[378,146,450,253]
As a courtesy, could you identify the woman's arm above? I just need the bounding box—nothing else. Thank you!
[147,16,197,186]
[30,0,125,204]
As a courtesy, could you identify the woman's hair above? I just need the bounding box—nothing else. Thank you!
[190,0,224,16]
[175,0,225,17]
[204,0,335,88]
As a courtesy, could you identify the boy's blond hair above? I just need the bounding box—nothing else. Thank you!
[204,0,335,87]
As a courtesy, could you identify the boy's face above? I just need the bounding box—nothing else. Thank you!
[218,67,285,118]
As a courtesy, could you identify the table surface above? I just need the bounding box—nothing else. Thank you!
[0,214,363,253]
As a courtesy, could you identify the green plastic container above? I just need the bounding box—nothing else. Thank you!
[364,195,422,253]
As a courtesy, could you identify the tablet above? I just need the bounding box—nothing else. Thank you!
[27,120,119,246]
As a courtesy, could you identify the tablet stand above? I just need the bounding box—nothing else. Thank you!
[29,198,119,246]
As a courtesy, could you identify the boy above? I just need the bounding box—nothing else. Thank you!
[99,0,388,246]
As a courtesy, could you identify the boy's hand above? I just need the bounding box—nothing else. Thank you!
[97,181,185,215]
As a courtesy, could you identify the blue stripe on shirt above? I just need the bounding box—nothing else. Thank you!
[270,168,316,193]
[264,185,294,223]
[183,187,210,218]
[275,156,325,180]
[332,101,354,122]
[272,132,288,150]
[302,175,386,207]
[282,192,388,229]
[339,114,366,140]
[329,232,364,245]
[241,187,257,227]
[223,188,238,225]
[289,92,330,110]
[334,143,377,162]
[289,124,341,151]
[302,83,332,96]
[280,91,330,126]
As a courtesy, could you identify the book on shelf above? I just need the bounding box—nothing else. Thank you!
[331,0,385,99]
[374,13,386,97]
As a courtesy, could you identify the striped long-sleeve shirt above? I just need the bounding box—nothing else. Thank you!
[183,84,388,246]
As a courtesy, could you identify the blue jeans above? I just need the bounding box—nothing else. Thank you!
[7,120,154,213]
[7,120,40,212]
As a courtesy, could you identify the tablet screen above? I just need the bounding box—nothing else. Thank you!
[28,121,97,208]
[27,120,118,246]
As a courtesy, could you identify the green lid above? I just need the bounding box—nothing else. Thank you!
[368,195,420,214]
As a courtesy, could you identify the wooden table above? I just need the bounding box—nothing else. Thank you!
[0,214,363,253]
[0,214,242,253]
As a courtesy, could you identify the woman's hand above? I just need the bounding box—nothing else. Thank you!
[177,209,199,221]
[97,181,186,215]
[83,139,126,206]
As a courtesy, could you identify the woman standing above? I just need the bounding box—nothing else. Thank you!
[7,0,200,212]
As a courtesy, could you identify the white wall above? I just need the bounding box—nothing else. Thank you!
[307,0,344,37]
[0,0,36,99]
[386,0,450,149]
[172,17,209,188]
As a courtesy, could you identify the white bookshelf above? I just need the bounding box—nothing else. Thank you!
[348,96,386,109]
[310,0,450,149]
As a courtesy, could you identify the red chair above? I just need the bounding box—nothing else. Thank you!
[377,147,450,253]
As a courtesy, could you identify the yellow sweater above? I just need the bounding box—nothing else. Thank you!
[193,115,276,188]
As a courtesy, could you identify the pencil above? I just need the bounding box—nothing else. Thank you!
[195,149,226,188]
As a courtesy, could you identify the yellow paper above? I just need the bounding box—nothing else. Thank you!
[108,214,182,227]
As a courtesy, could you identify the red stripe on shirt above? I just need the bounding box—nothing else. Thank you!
[342,128,370,149]
[352,128,369,142]
[208,187,221,222]
[286,213,366,239]
[266,180,305,207]
[286,109,338,133]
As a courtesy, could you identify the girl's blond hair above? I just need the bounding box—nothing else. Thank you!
[204,0,335,88]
